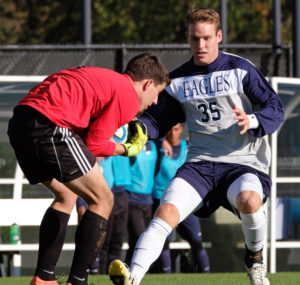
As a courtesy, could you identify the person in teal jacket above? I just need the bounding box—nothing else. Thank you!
[125,140,157,264]
[99,155,131,274]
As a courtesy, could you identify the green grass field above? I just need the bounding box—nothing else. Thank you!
[0,272,299,285]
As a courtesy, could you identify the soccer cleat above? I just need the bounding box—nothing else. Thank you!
[245,263,270,285]
[30,276,59,285]
[108,260,138,285]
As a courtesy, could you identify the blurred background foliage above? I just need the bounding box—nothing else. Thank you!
[0,0,293,45]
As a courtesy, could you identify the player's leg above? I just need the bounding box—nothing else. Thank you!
[151,198,172,274]
[177,215,210,273]
[64,162,113,285]
[109,160,215,285]
[130,178,202,281]
[75,197,100,275]
[33,162,113,285]
[8,107,113,285]
[109,177,202,285]
[31,180,77,284]
[227,173,269,285]
[46,127,113,284]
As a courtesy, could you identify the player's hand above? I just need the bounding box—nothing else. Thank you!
[122,120,148,157]
[233,104,250,135]
[126,119,147,140]
[162,139,173,157]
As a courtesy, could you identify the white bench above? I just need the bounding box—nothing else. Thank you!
[0,199,78,227]
[0,198,78,276]
[0,198,207,276]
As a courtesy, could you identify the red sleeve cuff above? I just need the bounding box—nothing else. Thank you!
[87,141,116,157]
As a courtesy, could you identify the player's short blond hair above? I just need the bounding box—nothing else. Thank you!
[185,7,221,33]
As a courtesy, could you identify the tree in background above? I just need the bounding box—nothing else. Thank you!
[227,0,292,44]
[0,0,293,45]
[0,1,27,44]
[92,0,217,43]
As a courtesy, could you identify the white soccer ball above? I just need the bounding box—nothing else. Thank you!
[112,124,129,144]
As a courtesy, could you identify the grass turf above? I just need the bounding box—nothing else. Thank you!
[0,272,300,285]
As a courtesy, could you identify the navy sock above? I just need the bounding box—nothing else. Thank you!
[159,249,172,273]
[245,245,263,268]
[193,248,210,273]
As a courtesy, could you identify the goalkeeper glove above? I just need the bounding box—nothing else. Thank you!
[122,120,148,157]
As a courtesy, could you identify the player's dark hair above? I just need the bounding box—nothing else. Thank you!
[186,7,221,33]
[124,53,170,86]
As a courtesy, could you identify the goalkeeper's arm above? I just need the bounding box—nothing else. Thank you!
[122,120,148,157]
[112,143,128,156]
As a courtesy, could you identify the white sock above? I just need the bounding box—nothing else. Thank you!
[240,207,266,252]
[130,217,172,284]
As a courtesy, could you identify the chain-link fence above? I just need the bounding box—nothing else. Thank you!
[0,43,293,77]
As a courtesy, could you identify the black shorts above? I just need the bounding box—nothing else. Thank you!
[7,106,96,184]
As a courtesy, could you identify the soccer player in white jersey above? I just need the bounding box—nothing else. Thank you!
[109,7,284,285]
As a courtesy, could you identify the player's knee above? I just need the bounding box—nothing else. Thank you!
[85,188,114,209]
[237,191,262,214]
[53,189,77,207]
[156,203,180,228]
[157,203,178,217]
[101,189,114,209]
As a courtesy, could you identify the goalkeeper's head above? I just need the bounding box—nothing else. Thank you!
[125,53,170,114]
[125,53,170,86]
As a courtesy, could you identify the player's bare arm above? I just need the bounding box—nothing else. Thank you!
[233,104,250,135]
[113,143,127,156]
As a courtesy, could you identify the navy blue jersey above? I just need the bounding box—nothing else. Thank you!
[141,51,284,173]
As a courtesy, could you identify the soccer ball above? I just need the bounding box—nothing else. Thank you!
[112,124,129,144]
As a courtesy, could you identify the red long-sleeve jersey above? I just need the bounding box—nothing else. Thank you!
[17,66,140,156]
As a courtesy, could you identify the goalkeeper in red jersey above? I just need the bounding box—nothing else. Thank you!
[7,53,170,285]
